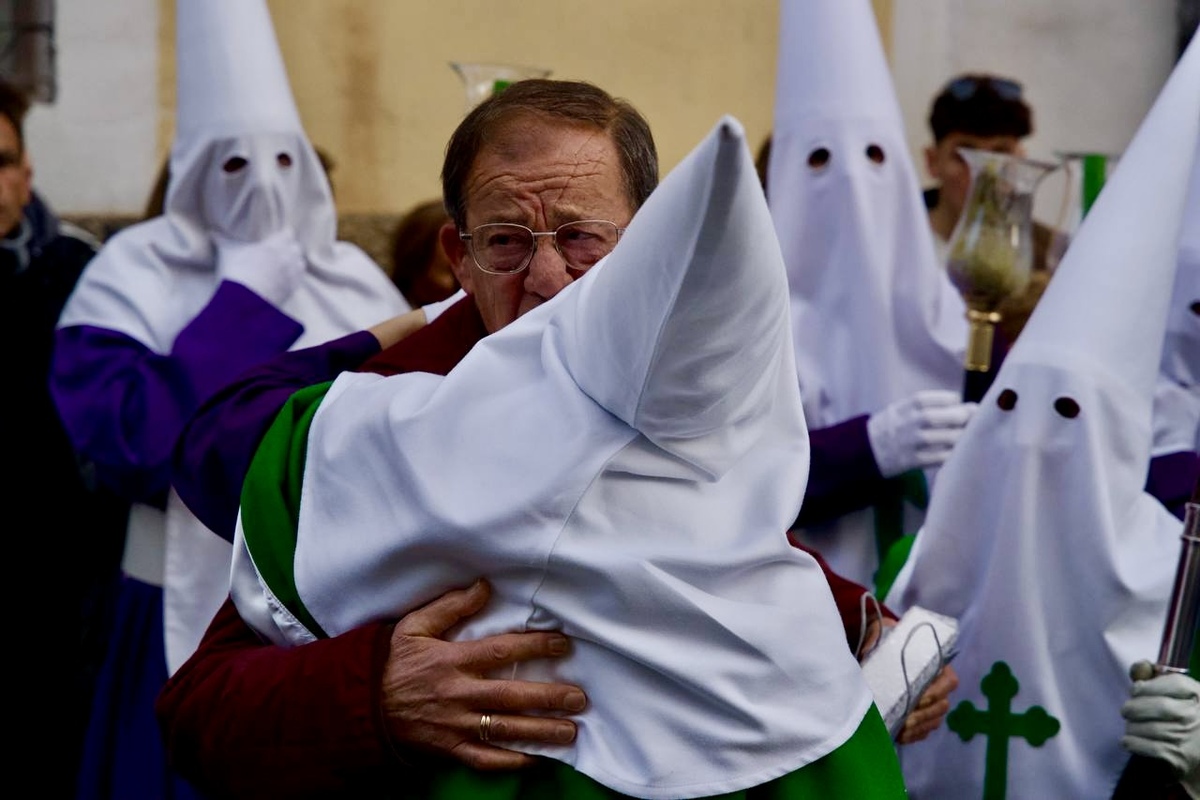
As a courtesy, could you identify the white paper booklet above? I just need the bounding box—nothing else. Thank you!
[860,605,960,738]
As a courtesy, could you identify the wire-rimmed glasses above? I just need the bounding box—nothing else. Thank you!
[460,220,624,275]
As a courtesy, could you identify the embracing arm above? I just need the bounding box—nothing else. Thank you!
[157,581,587,799]
[173,305,435,540]
[51,282,303,503]
[157,595,397,796]
[171,328,382,539]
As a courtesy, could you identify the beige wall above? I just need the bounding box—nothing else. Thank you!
[155,1,892,214]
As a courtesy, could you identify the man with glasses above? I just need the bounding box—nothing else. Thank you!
[159,79,937,797]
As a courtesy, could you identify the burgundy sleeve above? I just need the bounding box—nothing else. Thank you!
[171,329,381,540]
[157,598,403,798]
[790,537,897,651]
[51,282,303,503]
[795,414,889,528]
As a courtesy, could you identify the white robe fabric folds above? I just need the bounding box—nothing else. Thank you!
[885,34,1200,800]
[233,117,874,799]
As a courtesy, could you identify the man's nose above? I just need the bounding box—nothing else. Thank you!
[523,235,574,299]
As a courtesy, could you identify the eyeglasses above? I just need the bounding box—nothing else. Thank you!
[944,76,1023,102]
[460,220,624,275]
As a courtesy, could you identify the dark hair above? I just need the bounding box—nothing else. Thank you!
[928,73,1033,143]
[442,79,658,229]
[0,79,31,152]
[754,134,773,197]
[390,198,455,303]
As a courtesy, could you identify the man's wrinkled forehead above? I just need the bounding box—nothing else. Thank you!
[461,116,628,223]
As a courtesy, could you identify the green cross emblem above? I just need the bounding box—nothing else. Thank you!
[947,660,1061,800]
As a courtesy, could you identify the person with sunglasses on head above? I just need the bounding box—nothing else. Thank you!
[922,73,1054,439]
[922,73,1060,278]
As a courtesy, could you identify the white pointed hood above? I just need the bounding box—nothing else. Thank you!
[233,117,874,798]
[1164,163,1200,390]
[772,0,967,587]
[769,0,966,429]
[174,0,302,141]
[886,36,1200,799]
[1153,140,1200,454]
[56,0,406,676]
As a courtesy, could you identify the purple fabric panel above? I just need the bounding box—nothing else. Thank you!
[172,329,381,541]
[795,414,888,528]
[76,575,205,800]
[51,281,303,502]
[1145,449,1199,521]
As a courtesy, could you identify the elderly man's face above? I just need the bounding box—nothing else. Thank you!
[0,115,32,238]
[442,116,635,333]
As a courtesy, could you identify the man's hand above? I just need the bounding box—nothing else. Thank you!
[380,579,587,770]
[368,308,428,350]
[859,616,958,745]
[897,663,958,744]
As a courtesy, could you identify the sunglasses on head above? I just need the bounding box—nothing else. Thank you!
[944,76,1023,102]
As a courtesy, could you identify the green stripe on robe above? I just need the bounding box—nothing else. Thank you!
[239,382,908,799]
[240,381,335,639]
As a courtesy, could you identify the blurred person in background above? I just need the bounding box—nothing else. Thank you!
[0,77,129,798]
[389,197,460,308]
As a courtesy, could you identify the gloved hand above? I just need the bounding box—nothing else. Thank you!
[215,229,306,307]
[866,390,978,478]
[1121,672,1200,789]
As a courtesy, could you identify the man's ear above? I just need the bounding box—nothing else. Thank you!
[440,221,475,294]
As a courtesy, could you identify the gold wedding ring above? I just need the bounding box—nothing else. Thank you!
[479,713,493,743]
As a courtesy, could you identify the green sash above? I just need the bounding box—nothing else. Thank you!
[404,705,905,799]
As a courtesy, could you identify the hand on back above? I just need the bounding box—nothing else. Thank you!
[381,579,587,770]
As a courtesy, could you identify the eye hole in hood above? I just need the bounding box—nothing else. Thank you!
[1053,397,1081,419]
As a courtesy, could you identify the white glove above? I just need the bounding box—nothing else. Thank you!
[215,229,306,307]
[421,288,467,324]
[867,390,978,478]
[1121,672,1200,788]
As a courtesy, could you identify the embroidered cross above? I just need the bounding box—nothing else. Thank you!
[947,660,1061,800]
